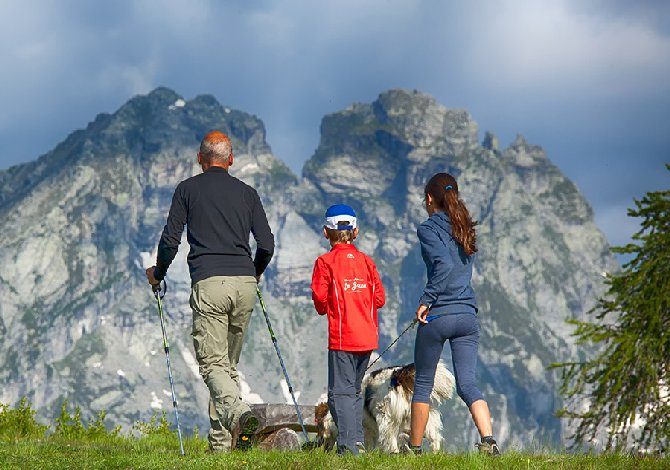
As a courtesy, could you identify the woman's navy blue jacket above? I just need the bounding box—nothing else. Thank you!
[417,211,478,315]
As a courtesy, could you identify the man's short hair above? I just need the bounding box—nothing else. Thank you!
[200,131,232,164]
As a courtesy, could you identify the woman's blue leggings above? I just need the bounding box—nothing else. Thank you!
[412,313,484,407]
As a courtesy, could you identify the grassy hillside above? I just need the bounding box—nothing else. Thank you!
[3,439,669,470]
[1,399,667,469]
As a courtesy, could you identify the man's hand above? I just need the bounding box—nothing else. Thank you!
[146,266,160,291]
[416,304,430,324]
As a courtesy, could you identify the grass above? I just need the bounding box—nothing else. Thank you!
[1,399,668,469]
[2,436,670,470]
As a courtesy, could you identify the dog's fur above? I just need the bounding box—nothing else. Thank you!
[315,361,455,453]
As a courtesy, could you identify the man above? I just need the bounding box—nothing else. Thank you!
[145,130,274,451]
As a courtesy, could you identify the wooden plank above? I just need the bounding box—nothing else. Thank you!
[250,403,317,434]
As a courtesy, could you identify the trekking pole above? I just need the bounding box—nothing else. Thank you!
[153,280,185,456]
[256,286,311,444]
[366,318,418,372]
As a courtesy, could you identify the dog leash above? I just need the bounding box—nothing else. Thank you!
[366,318,418,371]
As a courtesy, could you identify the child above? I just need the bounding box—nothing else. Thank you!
[311,204,385,455]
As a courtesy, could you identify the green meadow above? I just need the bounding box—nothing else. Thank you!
[1,399,668,469]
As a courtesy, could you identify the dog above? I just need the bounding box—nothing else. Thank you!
[315,361,455,453]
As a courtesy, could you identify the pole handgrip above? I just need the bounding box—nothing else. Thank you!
[153,279,168,299]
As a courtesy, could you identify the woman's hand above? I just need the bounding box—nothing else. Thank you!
[416,304,430,324]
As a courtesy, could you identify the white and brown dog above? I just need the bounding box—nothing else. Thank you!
[315,361,455,453]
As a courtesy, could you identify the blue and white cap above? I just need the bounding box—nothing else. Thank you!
[325,204,357,230]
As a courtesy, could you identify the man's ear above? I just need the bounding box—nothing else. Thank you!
[197,152,203,165]
[353,228,359,240]
[228,151,234,167]
[323,227,329,239]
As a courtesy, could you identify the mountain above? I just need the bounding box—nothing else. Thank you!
[0,87,616,449]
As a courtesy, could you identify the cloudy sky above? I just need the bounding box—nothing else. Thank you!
[0,0,668,246]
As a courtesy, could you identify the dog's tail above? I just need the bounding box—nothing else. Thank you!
[430,361,456,405]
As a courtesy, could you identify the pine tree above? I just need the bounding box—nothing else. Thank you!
[553,165,669,452]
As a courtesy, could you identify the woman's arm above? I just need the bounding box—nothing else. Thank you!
[417,224,454,309]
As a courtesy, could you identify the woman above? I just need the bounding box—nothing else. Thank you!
[409,172,500,455]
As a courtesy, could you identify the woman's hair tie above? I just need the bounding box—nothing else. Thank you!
[445,185,454,191]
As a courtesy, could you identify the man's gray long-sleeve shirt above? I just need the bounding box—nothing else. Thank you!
[154,166,275,285]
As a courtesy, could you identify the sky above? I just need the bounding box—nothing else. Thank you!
[0,0,668,247]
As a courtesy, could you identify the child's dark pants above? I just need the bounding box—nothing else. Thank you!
[327,350,371,454]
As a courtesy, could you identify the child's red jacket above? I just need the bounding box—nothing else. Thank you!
[311,243,385,351]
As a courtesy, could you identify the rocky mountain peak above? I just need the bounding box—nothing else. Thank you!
[141,86,182,105]
[503,134,549,168]
[304,89,483,200]
[374,88,440,117]
[498,134,594,224]
[372,89,478,152]
[482,131,500,152]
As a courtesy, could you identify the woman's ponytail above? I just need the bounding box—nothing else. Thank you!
[425,173,477,256]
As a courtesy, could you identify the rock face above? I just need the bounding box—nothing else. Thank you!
[0,87,616,449]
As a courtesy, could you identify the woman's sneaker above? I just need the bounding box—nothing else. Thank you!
[401,443,423,455]
[355,442,366,454]
[234,411,260,451]
[475,436,501,456]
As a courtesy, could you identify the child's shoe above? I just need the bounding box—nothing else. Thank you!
[336,444,353,455]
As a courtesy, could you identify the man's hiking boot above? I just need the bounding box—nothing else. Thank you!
[475,436,501,456]
[234,411,260,451]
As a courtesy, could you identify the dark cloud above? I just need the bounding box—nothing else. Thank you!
[0,0,668,247]
[576,0,670,34]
